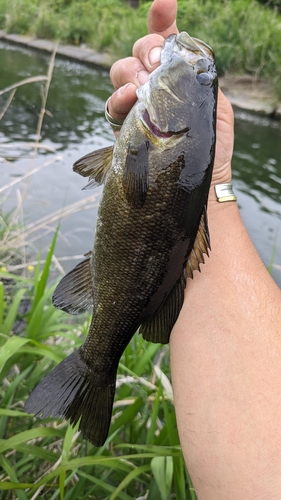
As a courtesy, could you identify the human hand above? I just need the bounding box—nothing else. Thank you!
[108,0,234,198]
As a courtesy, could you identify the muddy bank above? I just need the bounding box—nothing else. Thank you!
[220,74,281,119]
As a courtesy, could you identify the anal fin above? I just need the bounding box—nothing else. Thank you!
[140,270,187,344]
[52,254,93,314]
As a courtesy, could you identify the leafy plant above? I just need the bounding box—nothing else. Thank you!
[0,224,195,499]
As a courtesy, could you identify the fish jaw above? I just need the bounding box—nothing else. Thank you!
[137,31,218,135]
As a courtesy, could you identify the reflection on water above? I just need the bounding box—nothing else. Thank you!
[232,112,281,286]
[0,42,280,285]
[0,41,113,274]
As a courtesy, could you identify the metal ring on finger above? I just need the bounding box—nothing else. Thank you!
[105,97,124,132]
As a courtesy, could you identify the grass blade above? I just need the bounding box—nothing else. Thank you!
[109,464,151,500]
[76,470,133,500]
[0,427,64,454]
[29,227,59,318]
[151,456,173,500]
[1,288,26,335]
[0,455,28,500]
[0,336,29,373]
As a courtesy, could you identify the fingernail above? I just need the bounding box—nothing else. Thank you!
[118,83,131,95]
[136,70,149,86]
[148,46,162,66]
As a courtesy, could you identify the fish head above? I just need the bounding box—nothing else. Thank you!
[137,31,218,135]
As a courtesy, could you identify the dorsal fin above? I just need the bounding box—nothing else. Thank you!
[73,145,114,189]
[186,206,210,279]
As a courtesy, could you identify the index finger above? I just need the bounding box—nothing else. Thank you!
[148,0,178,37]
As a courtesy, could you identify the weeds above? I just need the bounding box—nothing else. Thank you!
[0,236,195,499]
[0,39,195,500]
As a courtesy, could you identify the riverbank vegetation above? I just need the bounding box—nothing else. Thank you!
[0,50,196,499]
[0,218,195,498]
[0,0,281,95]
[0,242,196,499]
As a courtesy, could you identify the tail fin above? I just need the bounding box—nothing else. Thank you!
[24,350,116,447]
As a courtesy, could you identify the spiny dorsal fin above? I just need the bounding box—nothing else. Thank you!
[186,206,210,279]
[140,269,187,344]
[52,254,93,314]
[73,145,114,190]
[123,141,149,208]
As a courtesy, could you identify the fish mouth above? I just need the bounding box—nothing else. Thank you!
[176,32,214,62]
[142,109,173,138]
[141,108,190,139]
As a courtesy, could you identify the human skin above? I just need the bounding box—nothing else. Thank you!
[109,1,281,498]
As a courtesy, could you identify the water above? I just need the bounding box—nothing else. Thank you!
[0,42,281,286]
[232,112,281,285]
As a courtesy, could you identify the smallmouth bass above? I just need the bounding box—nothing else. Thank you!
[25,32,218,446]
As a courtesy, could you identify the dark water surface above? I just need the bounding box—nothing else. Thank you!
[0,42,280,286]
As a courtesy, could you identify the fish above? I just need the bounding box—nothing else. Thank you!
[24,32,218,446]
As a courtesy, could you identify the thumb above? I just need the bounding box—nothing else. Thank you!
[148,0,178,37]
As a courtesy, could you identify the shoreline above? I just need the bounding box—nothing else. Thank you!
[1,31,281,119]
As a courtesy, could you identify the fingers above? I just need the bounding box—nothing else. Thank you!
[110,34,164,92]
[217,89,234,130]
[148,0,178,37]
[132,34,164,73]
[108,34,164,122]
[209,89,234,191]
[107,0,178,126]
[110,56,148,91]
[109,51,154,121]
[107,82,138,122]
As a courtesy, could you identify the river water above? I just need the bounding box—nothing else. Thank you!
[0,42,280,286]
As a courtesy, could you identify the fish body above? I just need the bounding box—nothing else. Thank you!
[25,32,218,446]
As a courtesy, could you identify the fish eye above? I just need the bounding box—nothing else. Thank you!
[197,71,212,86]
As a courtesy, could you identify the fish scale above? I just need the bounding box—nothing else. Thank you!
[25,31,218,446]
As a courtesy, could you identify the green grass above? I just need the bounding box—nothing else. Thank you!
[0,0,281,96]
[0,231,196,499]
[0,209,22,268]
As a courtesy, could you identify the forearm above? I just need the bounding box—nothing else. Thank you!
[170,198,281,499]
[107,4,281,494]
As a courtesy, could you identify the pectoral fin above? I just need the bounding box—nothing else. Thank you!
[123,141,149,208]
[52,253,93,314]
[73,145,114,189]
[140,270,187,344]
[186,206,210,278]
